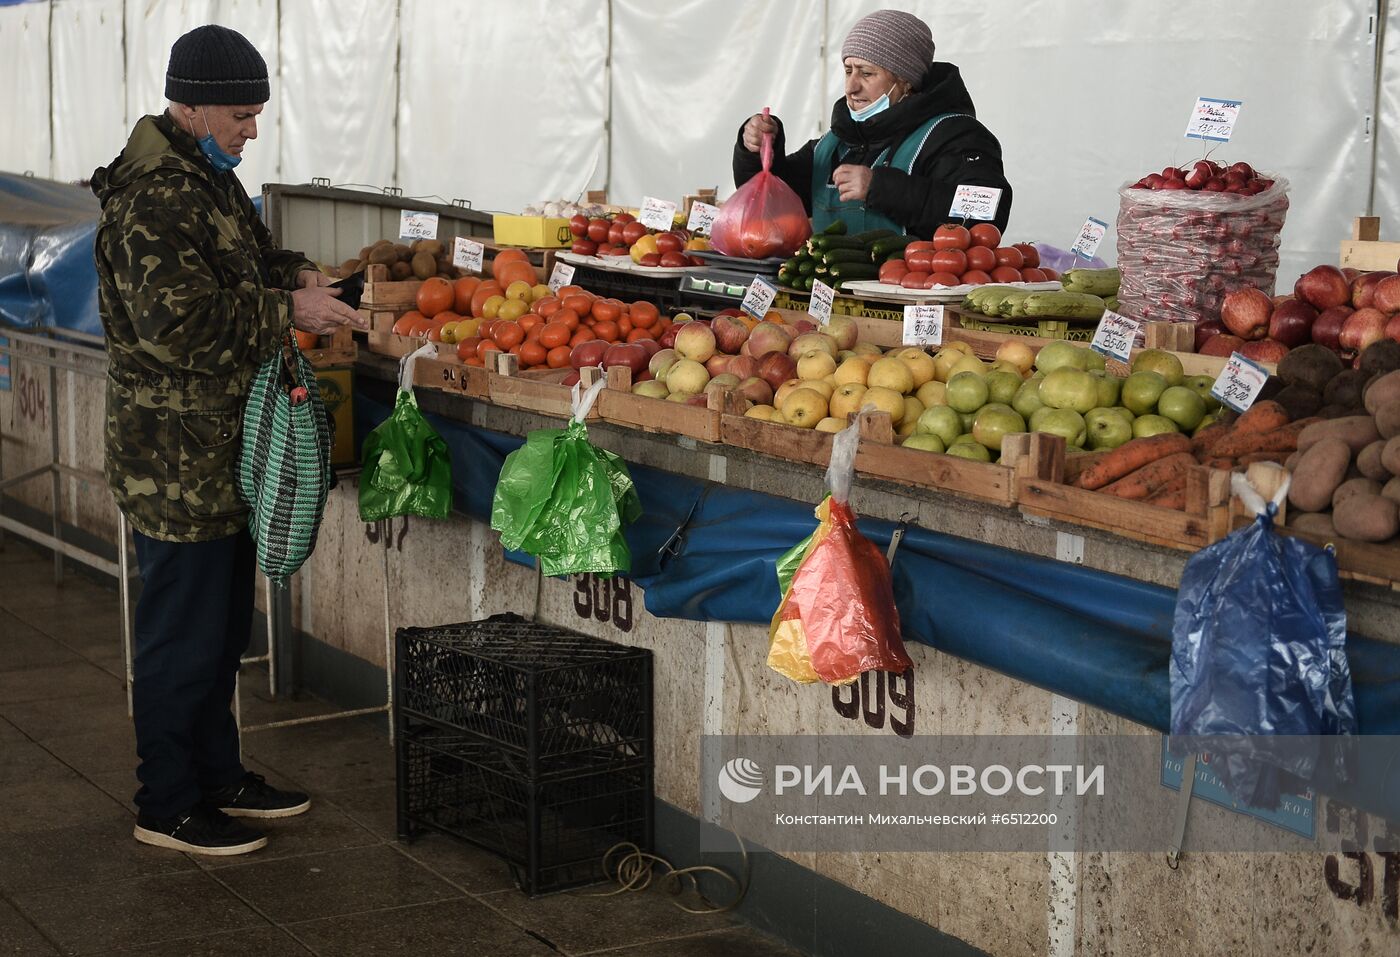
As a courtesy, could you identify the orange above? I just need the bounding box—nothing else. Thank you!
[539,322,571,349]
[470,280,503,318]
[293,329,320,350]
[592,320,619,342]
[629,300,659,329]
[520,340,547,367]
[591,299,622,324]
[547,345,572,369]
[494,321,525,350]
[562,293,593,315]
[491,248,531,285]
[452,276,482,314]
[497,260,539,290]
[417,277,454,318]
[553,307,581,331]
[456,336,482,361]
[519,314,542,336]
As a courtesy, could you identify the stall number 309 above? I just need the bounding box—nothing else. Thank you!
[833,668,915,737]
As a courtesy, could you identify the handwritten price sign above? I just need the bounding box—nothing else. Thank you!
[1071,217,1109,261]
[1210,352,1269,413]
[741,275,777,320]
[1090,310,1140,364]
[1185,96,1242,143]
[452,236,484,273]
[686,201,720,235]
[902,304,944,347]
[808,279,836,323]
[548,261,576,294]
[949,185,1003,221]
[637,196,677,231]
[398,210,439,240]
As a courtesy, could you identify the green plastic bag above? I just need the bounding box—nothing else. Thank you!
[359,344,452,522]
[490,378,640,577]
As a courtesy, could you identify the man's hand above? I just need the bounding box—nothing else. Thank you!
[742,112,779,153]
[296,269,334,289]
[290,285,366,335]
[833,164,873,202]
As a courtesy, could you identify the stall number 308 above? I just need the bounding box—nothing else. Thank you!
[572,573,634,632]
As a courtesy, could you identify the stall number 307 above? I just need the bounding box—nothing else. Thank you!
[572,573,634,632]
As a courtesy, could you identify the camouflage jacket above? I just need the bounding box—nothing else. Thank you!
[92,113,315,542]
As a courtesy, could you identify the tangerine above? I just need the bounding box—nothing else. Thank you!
[592,320,620,342]
[591,299,622,323]
[491,248,530,285]
[539,322,571,348]
[456,336,482,361]
[520,341,547,367]
[416,277,454,317]
[452,276,481,313]
[469,280,503,317]
[553,307,581,331]
[547,345,572,369]
[562,293,594,315]
[494,322,525,350]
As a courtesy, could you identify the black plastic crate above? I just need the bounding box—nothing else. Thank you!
[397,720,652,896]
[568,264,685,310]
[395,614,652,777]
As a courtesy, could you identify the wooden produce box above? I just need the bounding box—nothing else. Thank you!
[486,353,592,420]
[413,354,488,399]
[302,326,358,367]
[361,263,423,311]
[596,366,740,444]
[1339,216,1400,272]
[720,412,837,467]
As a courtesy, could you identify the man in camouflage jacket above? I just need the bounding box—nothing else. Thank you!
[92,24,363,857]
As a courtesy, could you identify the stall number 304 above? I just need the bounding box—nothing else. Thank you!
[572,573,634,632]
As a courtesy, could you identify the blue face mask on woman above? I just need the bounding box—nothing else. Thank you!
[191,108,241,171]
[848,91,892,123]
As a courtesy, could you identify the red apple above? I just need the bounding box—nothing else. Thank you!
[657,325,680,349]
[1220,287,1272,340]
[1339,307,1389,354]
[1194,318,1226,353]
[602,342,648,374]
[735,376,773,406]
[1386,313,1400,344]
[725,354,759,380]
[1311,306,1352,351]
[1240,338,1289,364]
[570,339,609,369]
[1371,274,1400,314]
[1200,334,1246,358]
[792,319,818,335]
[758,352,797,391]
[1294,265,1352,310]
[747,321,793,358]
[1342,267,1362,281]
[1351,271,1392,309]
[711,314,750,355]
[1267,299,1318,347]
[705,354,732,377]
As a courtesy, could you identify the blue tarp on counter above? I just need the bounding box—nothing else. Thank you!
[0,172,102,336]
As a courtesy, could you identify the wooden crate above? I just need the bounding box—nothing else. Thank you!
[1339,216,1400,272]
[855,433,1021,508]
[720,413,837,466]
[486,353,591,419]
[414,355,488,399]
[361,263,422,310]
[302,326,358,367]
[595,366,742,443]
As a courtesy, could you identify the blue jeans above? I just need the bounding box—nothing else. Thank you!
[131,527,254,817]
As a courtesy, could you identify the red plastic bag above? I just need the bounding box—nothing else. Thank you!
[712,107,812,259]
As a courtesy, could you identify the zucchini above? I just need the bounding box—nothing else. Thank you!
[822,248,872,265]
[810,235,872,252]
[821,219,848,236]
[829,261,879,281]
[870,235,917,259]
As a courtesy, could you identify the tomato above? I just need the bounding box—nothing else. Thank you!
[638,253,662,267]
[928,271,962,288]
[1019,267,1048,283]
[960,270,991,285]
[614,212,636,225]
[905,240,936,255]
[969,223,1002,249]
[993,246,1024,270]
[586,218,610,243]
[965,245,996,272]
[659,251,690,268]
[878,261,909,284]
[989,265,1023,283]
[906,251,935,273]
[1039,266,1059,281]
[929,249,967,275]
[656,232,684,254]
[608,221,626,246]
[568,214,589,237]
[1012,243,1040,268]
[933,224,972,250]
[571,239,598,256]
[901,271,931,289]
[622,221,649,246]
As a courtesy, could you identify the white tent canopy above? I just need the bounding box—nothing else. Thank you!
[0,0,1390,283]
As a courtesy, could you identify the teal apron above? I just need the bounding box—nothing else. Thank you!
[811,112,966,235]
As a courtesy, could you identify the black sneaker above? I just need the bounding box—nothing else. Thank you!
[208,772,311,819]
[133,804,267,856]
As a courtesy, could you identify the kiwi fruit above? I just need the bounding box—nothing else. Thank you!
[392,243,412,260]
[367,244,398,266]
[340,258,361,276]
[358,244,373,261]
[390,260,413,280]
[411,252,437,280]
[412,239,444,256]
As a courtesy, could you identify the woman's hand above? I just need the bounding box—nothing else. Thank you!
[742,113,779,153]
[833,164,873,202]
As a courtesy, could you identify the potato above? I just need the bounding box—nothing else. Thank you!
[1382,436,1400,477]
[1284,450,1302,471]
[1288,511,1337,538]
[1297,416,1381,454]
[1384,476,1400,504]
[1277,345,1343,393]
[1333,493,1400,542]
[1364,369,1400,416]
[1333,477,1382,510]
[1376,400,1400,440]
[1289,437,1352,512]
[1358,440,1390,480]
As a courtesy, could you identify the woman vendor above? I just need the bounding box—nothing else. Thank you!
[733,9,1012,238]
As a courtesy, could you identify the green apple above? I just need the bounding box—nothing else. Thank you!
[1034,340,1090,373]
[1039,368,1100,414]
[1090,370,1123,408]
[1085,407,1133,450]
[902,433,946,453]
[945,371,990,413]
[1083,349,1107,372]
[952,432,977,447]
[946,440,992,462]
[1032,408,1087,447]
[1121,370,1168,416]
[915,405,962,446]
[1109,406,1135,423]
[1130,348,1185,386]
[1156,385,1207,431]
[1012,378,1045,420]
[972,403,1027,452]
[1185,373,1222,412]
[959,411,978,433]
[1132,414,1180,438]
[985,369,1023,406]
[1193,413,1218,435]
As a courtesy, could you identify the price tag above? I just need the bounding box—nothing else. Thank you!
[548,261,576,294]
[1185,96,1242,143]
[949,185,1003,221]
[1090,310,1140,364]
[452,236,484,273]
[1210,352,1270,413]
[637,196,677,231]
[740,275,777,320]
[398,209,438,241]
[1071,217,1109,261]
[902,304,944,347]
[687,201,720,234]
[808,279,836,323]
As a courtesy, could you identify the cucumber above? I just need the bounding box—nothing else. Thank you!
[829,262,879,281]
[811,237,872,252]
[822,248,872,265]
[870,235,917,259]
[821,219,848,236]
[797,260,817,276]
[783,257,802,272]
[849,227,898,244]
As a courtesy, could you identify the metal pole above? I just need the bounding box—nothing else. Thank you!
[264,575,277,697]
[382,523,395,741]
[118,512,135,718]
[48,359,62,585]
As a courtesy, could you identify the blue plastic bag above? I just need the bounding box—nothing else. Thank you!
[1171,470,1355,808]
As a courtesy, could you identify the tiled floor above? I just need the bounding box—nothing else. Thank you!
[0,540,802,957]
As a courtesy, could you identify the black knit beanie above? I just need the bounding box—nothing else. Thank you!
[165,25,269,105]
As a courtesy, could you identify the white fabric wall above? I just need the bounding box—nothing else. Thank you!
[0,0,1388,287]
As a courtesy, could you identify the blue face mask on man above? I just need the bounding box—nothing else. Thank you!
[848,91,893,123]
[191,108,241,171]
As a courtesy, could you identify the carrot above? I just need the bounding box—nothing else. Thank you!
[1144,479,1188,510]
[1202,456,1235,471]
[1212,417,1314,458]
[1231,400,1290,436]
[1100,452,1196,500]
[1190,420,1232,460]
[1074,433,1193,490]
